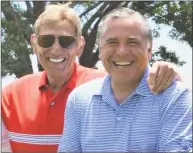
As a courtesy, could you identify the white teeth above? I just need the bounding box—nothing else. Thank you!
[49,58,65,63]
[114,61,132,66]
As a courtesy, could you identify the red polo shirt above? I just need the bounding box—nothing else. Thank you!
[2,63,106,153]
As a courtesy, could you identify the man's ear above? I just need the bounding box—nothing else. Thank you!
[31,34,38,54]
[76,36,85,58]
[147,41,153,60]
[98,44,102,60]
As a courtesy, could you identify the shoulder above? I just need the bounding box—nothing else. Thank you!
[2,72,43,93]
[162,81,191,99]
[70,78,104,97]
[2,72,44,113]
[76,64,107,85]
[160,81,192,112]
[68,78,104,104]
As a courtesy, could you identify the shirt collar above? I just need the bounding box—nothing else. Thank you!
[96,65,153,98]
[99,75,113,102]
[39,71,47,90]
[38,63,77,90]
[65,63,77,90]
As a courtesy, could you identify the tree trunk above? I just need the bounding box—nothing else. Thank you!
[79,1,123,68]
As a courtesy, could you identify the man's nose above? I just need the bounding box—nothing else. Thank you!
[116,44,129,56]
[51,38,62,52]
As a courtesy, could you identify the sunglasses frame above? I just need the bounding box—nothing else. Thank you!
[36,34,78,49]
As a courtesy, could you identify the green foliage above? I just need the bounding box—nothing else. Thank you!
[150,1,192,47]
[149,46,186,66]
[1,1,33,78]
[81,1,94,7]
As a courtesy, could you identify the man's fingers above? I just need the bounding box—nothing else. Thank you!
[156,64,175,92]
[149,62,168,91]
[153,64,179,93]
[148,61,182,94]
[154,64,168,89]
[153,69,173,93]
[153,75,173,94]
[163,75,174,90]
[153,68,176,94]
[148,63,159,90]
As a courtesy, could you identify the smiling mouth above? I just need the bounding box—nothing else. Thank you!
[48,58,66,63]
[113,61,133,66]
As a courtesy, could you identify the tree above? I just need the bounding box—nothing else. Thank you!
[1,1,33,78]
[1,1,191,78]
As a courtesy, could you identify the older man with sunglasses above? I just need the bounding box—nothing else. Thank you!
[1,3,183,153]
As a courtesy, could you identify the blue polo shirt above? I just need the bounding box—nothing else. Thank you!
[58,66,192,152]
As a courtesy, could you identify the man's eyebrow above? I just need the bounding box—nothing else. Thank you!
[105,37,117,41]
[104,36,142,42]
[126,37,140,41]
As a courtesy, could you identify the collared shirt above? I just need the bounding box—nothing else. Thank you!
[2,63,106,153]
[58,66,192,152]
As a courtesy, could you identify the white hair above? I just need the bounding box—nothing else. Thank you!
[97,7,152,46]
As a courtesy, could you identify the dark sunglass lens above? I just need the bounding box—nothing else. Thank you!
[38,35,54,48]
[59,36,76,48]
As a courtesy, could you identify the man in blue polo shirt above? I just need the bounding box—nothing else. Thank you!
[58,7,192,152]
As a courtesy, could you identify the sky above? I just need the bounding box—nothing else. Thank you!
[2,2,192,90]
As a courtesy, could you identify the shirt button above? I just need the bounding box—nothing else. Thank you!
[50,101,55,106]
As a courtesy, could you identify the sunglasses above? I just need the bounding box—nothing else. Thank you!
[37,35,77,48]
